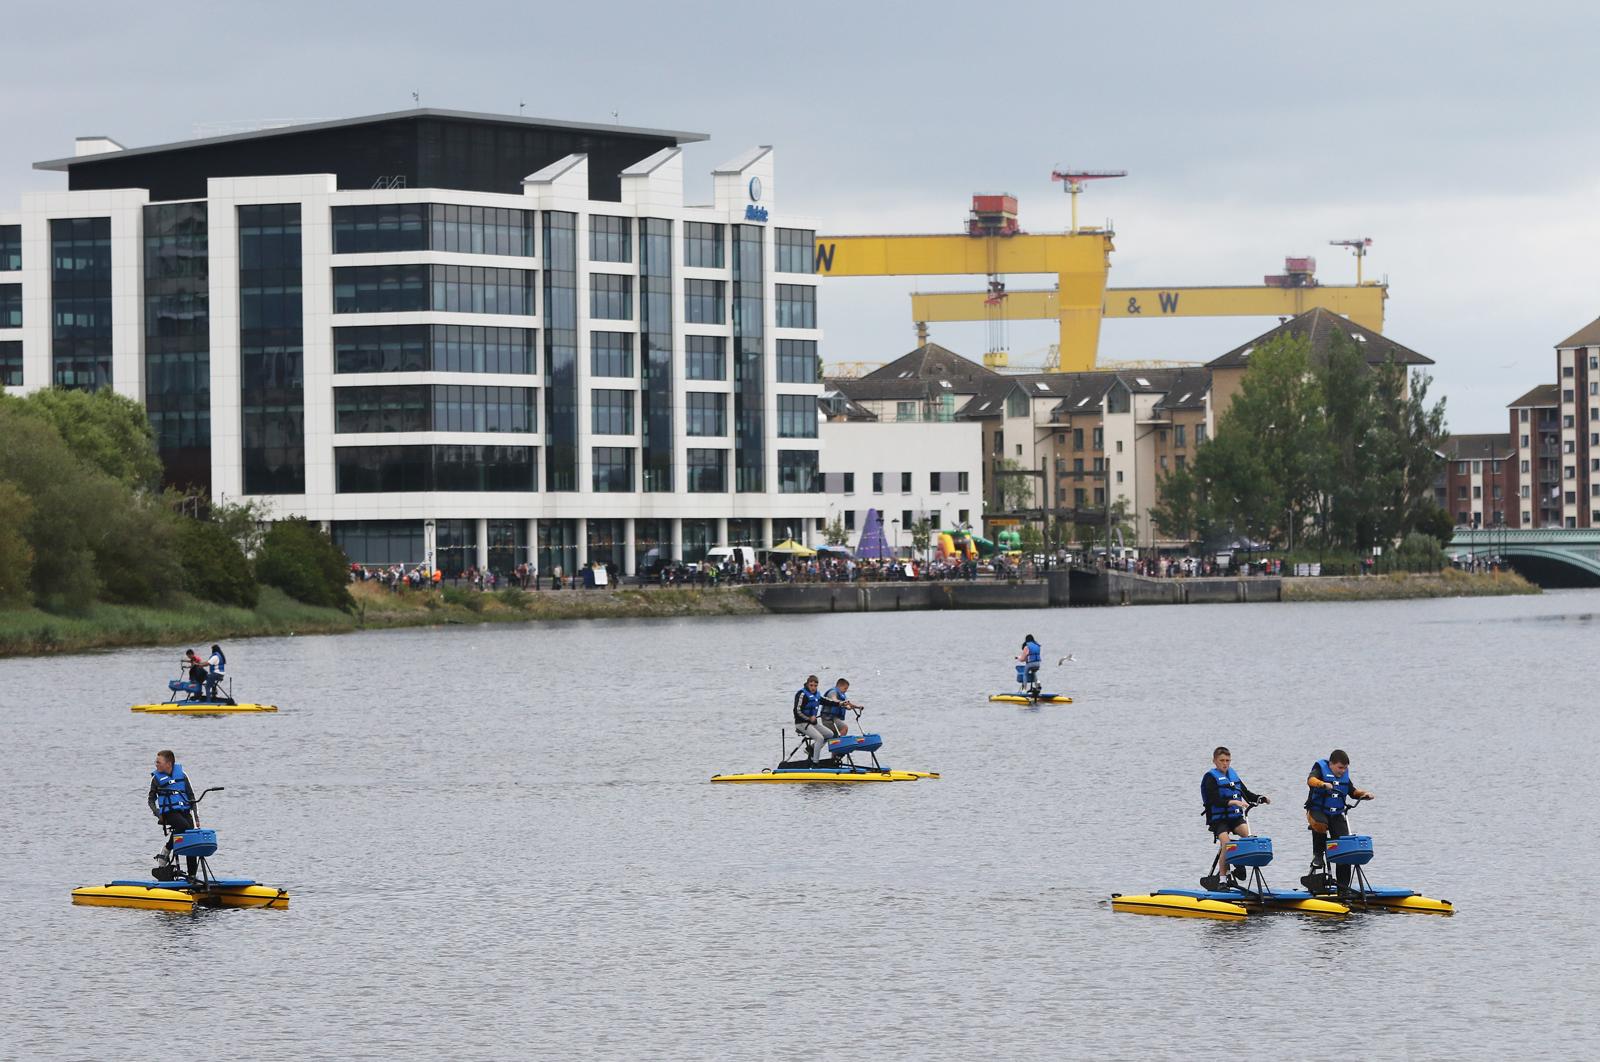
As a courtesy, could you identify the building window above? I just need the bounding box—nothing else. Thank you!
[593,446,635,492]
[0,224,18,271]
[896,401,918,421]
[1072,428,1084,451]
[334,444,535,492]
[684,278,725,324]
[0,284,21,328]
[1092,427,1104,449]
[775,228,815,274]
[0,340,21,386]
[1472,485,1482,499]
[777,338,818,384]
[1521,459,1530,473]
[1116,470,1124,483]
[51,216,114,391]
[1519,409,1530,423]
[333,520,425,567]
[1174,424,1187,447]
[778,450,820,493]
[639,218,673,493]
[958,471,970,492]
[686,447,726,492]
[333,264,428,313]
[930,471,941,492]
[590,273,632,319]
[589,216,632,263]
[238,204,304,493]
[732,225,765,492]
[333,325,534,375]
[431,205,535,256]
[684,222,725,269]
[590,331,634,377]
[1175,454,1186,469]
[686,335,725,380]
[686,391,726,436]
[335,384,535,434]
[1196,423,1208,445]
[901,471,912,493]
[331,203,427,253]
[778,394,818,437]
[873,472,884,493]
[544,212,578,491]
[845,510,856,531]
[1563,365,1575,378]
[1521,434,1531,447]
[774,284,817,328]
[591,389,634,435]
[1006,392,1029,418]
[958,508,970,525]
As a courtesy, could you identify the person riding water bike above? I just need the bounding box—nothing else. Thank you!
[792,675,831,765]
[820,678,862,741]
[204,643,226,700]
[1303,749,1374,891]
[1015,634,1042,696]
[1200,746,1270,891]
[181,650,208,699]
[148,749,199,879]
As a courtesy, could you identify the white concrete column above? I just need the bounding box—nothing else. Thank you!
[624,517,637,576]
[670,517,684,561]
[761,516,774,547]
[576,517,589,565]
[526,518,538,577]
[475,517,489,572]
[716,516,728,547]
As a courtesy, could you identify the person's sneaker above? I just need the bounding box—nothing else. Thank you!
[1200,875,1221,892]
[1230,866,1247,883]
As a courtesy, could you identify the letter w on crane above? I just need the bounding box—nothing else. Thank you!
[1158,291,1181,313]
[814,243,836,273]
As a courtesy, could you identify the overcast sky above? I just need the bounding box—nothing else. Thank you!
[4,0,1597,429]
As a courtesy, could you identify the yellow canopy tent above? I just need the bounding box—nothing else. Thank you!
[765,539,817,558]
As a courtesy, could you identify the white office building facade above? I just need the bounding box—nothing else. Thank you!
[0,111,825,576]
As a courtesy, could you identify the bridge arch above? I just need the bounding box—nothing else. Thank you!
[1449,530,1600,588]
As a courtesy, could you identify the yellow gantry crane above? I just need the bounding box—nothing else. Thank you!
[813,178,1388,372]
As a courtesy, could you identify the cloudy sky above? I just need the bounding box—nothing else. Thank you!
[4,1,1597,428]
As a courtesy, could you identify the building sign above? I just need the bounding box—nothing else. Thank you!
[744,204,768,222]
[748,176,763,202]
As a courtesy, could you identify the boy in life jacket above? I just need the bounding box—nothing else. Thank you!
[1015,634,1042,695]
[1200,746,1270,891]
[1304,749,1375,889]
[792,676,830,765]
[148,750,199,879]
[182,650,208,698]
[820,678,862,742]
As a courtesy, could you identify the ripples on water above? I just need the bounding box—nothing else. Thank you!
[4,590,1596,1059]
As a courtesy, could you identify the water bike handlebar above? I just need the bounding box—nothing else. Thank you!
[193,786,225,805]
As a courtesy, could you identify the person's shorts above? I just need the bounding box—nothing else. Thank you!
[1208,819,1246,838]
[1306,810,1349,833]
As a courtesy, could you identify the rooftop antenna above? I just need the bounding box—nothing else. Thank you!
[519,100,526,114]
[411,91,421,108]
[1329,237,1374,284]
[1050,169,1127,234]
[611,110,620,124]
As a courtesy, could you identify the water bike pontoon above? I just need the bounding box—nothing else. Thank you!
[712,708,939,783]
[72,787,289,913]
[1114,834,1349,920]
[988,692,1073,706]
[130,665,277,715]
[1295,798,1453,914]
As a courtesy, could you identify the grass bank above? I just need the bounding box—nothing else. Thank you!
[0,582,769,657]
[350,581,765,628]
[0,587,357,656]
[1282,569,1539,602]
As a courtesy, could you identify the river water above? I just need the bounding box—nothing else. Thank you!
[4,590,1597,1060]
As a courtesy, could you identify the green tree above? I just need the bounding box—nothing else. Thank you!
[13,388,164,491]
[0,481,35,607]
[1018,522,1045,555]
[910,517,933,556]
[178,517,260,608]
[823,515,849,546]
[1370,359,1449,543]
[996,458,1035,511]
[1150,464,1200,544]
[1414,503,1455,546]
[255,518,354,611]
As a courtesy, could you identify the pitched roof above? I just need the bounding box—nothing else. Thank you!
[955,367,1214,420]
[1507,383,1560,408]
[819,388,878,421]
[834,342,998,402]
[1206,308,1434,370]
[1442,433,1512,461]
[1555,315,1600,349]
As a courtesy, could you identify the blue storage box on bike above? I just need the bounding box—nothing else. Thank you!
[170,829,218,858]
[1223,835,1273,867]
[1324,835,1374,865]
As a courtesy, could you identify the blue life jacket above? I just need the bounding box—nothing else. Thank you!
[152,764,193,815]
[1203,766,1245,825]
[823,686,849,719]
[209,649,226,674]
[793,687,821,724]
[1306,759,1353,816]
[1023,640,1041,666]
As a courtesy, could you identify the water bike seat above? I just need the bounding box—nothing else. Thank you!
[1222,835,1273,867]
[828,733,883,755]
[1324,834,1374,865]
[170,829,218,858]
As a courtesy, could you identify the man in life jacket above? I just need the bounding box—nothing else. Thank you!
[1200,746,1270,891]
[204,643,226,700]
[148,749,199,879]
[820,678,862,742]
[1304,749,1375,889]
[1015,634,1043,695]
[792,675,831,765]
